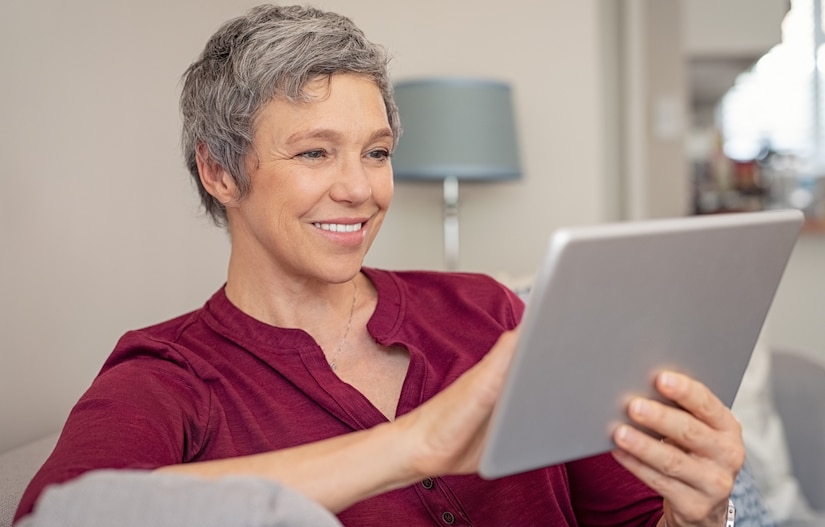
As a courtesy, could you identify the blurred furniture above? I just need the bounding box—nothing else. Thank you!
[771,348,825,513]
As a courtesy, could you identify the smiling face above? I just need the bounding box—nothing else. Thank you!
[214,73,395,286]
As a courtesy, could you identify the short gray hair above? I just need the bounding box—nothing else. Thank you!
[180,4,400,226]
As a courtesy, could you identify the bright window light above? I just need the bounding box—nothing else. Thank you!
[720,0,822,163]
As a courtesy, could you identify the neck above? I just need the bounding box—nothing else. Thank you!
[224,257,362,331]
[222,227,366,330]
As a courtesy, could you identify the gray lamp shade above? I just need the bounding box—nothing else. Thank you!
[392,78,522,181]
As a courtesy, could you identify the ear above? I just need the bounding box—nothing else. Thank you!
[196,143,238,206]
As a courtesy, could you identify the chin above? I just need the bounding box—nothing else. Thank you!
[314,258,365,284]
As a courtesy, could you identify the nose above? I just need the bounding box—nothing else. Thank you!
[330,153,373,204]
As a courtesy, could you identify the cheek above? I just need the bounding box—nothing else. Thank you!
[373,173,394,209]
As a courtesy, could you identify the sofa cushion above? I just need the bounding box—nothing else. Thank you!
[0,433,59,527]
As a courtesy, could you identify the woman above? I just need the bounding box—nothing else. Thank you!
[16,5,743,526]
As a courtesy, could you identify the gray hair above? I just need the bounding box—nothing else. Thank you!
[180,4,400,226]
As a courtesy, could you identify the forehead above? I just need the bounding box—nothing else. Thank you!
[254,73,391,141]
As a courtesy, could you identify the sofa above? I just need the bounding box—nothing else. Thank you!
[770,348,825,514]
[0,433,59,527]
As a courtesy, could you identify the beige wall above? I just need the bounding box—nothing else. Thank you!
[683,0,787,57]
[620,0,690,220]
[0,0,240,452]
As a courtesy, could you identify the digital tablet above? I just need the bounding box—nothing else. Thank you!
[479,209,804,479]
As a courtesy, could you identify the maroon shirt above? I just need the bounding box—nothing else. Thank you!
[17,268,663,525]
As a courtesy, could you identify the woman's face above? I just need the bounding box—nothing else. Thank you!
[225,73,395,284]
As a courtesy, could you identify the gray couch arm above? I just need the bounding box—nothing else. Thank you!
[0,433,59,527]
[14,471,343,527]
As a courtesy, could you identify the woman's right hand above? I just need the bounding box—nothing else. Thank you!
[393,328,519,480]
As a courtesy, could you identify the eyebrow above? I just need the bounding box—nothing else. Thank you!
[284,127,394,146]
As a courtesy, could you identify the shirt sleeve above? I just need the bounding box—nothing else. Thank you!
[14,337,212,522]
[566,453,664,526]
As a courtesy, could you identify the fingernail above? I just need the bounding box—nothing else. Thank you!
[631,398,649,417]
[616,425,637,444]
[660,372,676,389]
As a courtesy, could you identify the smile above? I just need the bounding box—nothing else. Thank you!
[313,222,364,233]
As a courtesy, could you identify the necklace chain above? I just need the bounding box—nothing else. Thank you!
[329,280,358,371]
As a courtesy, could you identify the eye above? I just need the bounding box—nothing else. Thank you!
[366,148,391,161]
[298,149,327,160]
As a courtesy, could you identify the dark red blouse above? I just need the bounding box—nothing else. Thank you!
[17,268,662,526]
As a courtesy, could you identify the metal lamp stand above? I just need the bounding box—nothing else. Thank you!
[443,175,460,271]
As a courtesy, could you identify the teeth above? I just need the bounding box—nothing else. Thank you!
[313,222,363,233]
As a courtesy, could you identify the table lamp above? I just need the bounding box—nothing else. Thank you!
[391,78,522,270]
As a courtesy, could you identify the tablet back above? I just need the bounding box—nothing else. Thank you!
[479,209,803,479]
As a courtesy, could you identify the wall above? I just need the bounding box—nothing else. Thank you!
[0,0,241,452]
[682,0,787,57]
[620,0,690,220]
[0,0,611,452]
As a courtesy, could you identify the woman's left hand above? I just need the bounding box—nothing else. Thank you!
[611,371,744,527]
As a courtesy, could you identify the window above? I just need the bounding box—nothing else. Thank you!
[721,0,823,163]
[715,0,825,217]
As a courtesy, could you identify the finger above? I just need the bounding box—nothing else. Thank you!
[620,396,744,505]
[655,371,736,432]
[611,445,702,501]
[613,424,735,495]
[651,372,745,469]
[626,397,719,457]
[613,448,731,526]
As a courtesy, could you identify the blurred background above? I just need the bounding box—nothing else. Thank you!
[1,0,822,454]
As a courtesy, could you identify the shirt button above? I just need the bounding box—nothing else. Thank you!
[442,511,455,524]
[421,477,434,489]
